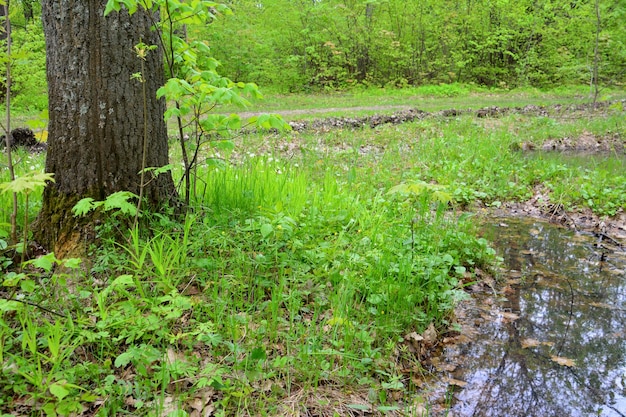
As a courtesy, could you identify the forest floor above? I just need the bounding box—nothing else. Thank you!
[2,91,625,416]
[241,98,626,244]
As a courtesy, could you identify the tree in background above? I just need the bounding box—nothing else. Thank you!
[205,0,626,91]
[35,0,177,256]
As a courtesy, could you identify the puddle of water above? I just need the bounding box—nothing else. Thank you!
[442,217,626,417]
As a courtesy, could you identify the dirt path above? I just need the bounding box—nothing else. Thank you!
[237,104,413,119]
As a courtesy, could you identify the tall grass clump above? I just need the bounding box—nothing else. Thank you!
[199,156,308,219]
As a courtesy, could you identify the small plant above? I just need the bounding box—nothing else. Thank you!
[0,172,54,265]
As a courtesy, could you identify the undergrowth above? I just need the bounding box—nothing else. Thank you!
[1,91,625,416]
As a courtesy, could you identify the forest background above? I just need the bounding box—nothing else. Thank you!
[5,0,626,114]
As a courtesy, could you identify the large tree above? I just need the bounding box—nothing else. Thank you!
[36,0,177,256]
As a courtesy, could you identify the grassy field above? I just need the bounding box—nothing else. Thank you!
[1,87,625,416]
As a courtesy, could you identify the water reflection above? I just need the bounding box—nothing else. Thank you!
[446,218,626,417]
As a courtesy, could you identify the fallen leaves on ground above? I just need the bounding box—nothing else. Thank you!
[550,355,576,367]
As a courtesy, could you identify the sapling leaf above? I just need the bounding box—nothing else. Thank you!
[269,114,290,131]
[63,258,82,269]
[104,0,121,16]
[139,164,174,177]
[72,198,98,217]
[20,279,36,293]
[29,253,58,272]
[213,140,235,152]
[0,172,54,195]
[3,271,26,287]
[103,191,138,216]
[226,115,241,130]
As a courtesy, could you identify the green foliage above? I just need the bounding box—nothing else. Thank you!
[72,191,139,218]
[0,171,53,195]
[202,0,626,90]
[7,19,48,111]
[0,172,53,264]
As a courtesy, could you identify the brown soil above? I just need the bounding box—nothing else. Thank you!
[519,131,625,153]
[281,99,626,133]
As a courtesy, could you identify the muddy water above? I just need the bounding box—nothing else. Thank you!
[442,218,626,417]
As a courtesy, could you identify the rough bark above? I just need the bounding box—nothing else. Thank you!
[36,0,177,257]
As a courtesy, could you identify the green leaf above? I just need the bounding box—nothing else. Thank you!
[381,380,404,390]
[111,274,135,289]
[213,140,235,152]
[62,258,82,269]
[0,172,54,195]
[226,115,241,131]
[260,223,273,238]
[250,347,266,361]
[20,279,36,293]
[103,191,138,216]
[119,0,138,15]
[377,405,401,411]
[29,253,58,272]
[3,272,26,287]
[139,164,173,177]
[114,350,134,368]
[49,382,70,401]
[42,403,56,417]
[72,198,98,217]
[104,0,121,16]
[269,114,290,131]
[347,404,370,411]
[0,299,22,312]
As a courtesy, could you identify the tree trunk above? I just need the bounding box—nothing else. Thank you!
[23,0,35,22]
[36,0,177,257]
[0,5,7,41]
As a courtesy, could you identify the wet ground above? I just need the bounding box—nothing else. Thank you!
[436,217,626,417]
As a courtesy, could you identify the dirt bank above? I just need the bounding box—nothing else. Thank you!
[283,99,626,133]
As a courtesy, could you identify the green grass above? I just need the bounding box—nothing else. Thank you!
[220,83,626,120]
[1,88,625,416]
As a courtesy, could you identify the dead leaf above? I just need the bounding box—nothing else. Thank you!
[589,302,615,310]
[166,348,188,365]
[502,285,515,296]
[550,355,576,367]
[499,311,520,322]
[422,323,438,346]
[404,332,424,343]
[187,388,216,417]
[521,339,541,349]
[447,378,468,387]
[436,363,457,372]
